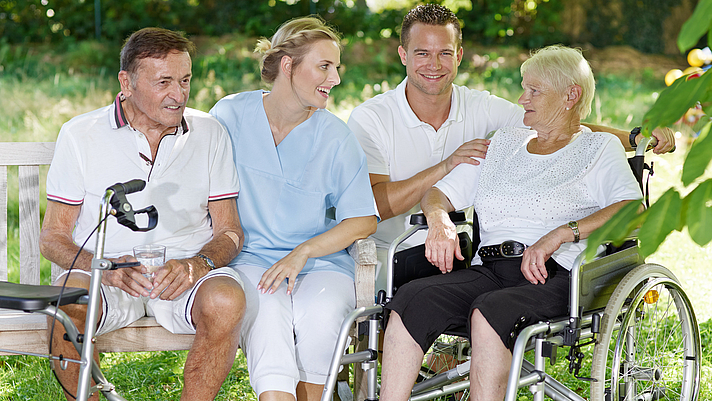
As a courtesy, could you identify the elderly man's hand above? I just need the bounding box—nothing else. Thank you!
[150,257,209,300]
[101,255,153,297]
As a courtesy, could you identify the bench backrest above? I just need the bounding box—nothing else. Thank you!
[0,142,59,284]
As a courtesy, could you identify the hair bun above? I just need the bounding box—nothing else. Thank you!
[254,38,272,54]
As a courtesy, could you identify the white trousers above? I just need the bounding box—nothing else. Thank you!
[235,264,355,398]
[56,267,243,335]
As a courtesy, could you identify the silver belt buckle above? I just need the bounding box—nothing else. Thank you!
[499,240,527,258]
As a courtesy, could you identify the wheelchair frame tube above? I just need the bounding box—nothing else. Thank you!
[386,224,425,300]
[321,305,383,401]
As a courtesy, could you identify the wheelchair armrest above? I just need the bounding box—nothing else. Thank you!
[348,238,377,313]
[408,210,467,226]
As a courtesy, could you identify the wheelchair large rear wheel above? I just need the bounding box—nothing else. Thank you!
[590,263,700,401]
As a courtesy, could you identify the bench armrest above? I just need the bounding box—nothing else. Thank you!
[348,238,377,312]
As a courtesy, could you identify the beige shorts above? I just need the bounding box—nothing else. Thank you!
[57,267,243,336]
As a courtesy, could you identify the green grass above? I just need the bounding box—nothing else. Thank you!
[1,37,710,400]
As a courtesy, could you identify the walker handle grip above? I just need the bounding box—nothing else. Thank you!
[110,179,146,195]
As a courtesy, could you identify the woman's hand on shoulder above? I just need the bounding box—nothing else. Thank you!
[520,226,568,285]
[258,249,309,295]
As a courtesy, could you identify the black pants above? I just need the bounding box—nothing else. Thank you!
[385,257,569,352]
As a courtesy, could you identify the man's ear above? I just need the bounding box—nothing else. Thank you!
[118,70,131,96]
[398,46,407,66]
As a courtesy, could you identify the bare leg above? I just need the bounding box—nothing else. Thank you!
[380,312,425,401]
[260,391,296,401]
[296,381,323,401]
[469,309,512,401]
[180,276,246,401]
[47,272,100,401]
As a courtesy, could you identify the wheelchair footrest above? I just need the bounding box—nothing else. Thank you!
[0,282,88,311]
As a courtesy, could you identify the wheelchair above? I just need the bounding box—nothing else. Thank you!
[0,180,157,401]
[321,136,701,401]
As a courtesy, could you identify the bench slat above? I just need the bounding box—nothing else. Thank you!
[1,165,7,282]
[0,311,193,355]
[19,165,41,285]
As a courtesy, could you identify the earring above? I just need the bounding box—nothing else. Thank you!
[565,107,570,110]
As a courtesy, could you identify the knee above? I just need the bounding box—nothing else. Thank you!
[51,272,91,322]
[193,278,246,328]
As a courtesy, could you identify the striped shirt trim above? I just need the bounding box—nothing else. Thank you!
[208,192,239,201]
[111,92,189,134]
[47,195,84,206]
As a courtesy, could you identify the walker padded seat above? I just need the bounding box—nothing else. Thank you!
[0,281,87,311]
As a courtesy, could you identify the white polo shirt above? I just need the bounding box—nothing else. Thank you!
[47,93,240,261]
[347,78,526,250]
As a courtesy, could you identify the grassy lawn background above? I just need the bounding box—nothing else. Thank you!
[1,36,709,399]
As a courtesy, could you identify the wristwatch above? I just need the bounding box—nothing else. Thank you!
[629,127,641,150]
[196,254,216,270]
[567,221,580,243]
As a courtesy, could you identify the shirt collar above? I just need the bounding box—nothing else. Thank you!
[396,78,461,129]
[109,92,189,134]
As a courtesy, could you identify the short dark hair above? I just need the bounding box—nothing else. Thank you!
[400,4,462,50]
[120,27,195,76]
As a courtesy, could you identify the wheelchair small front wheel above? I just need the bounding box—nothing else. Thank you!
[590,263,700,401]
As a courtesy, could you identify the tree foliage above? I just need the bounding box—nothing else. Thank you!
[1,0,561,49]
[586,0,712,260]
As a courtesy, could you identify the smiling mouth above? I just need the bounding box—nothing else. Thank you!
[165,105,183,111]
[421,73,445,80]
[317,87,331,97]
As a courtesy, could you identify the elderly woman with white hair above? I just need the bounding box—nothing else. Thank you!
[379,45,643,401]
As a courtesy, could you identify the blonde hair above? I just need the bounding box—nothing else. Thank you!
[520,45,595,119]
[255,16,342,84]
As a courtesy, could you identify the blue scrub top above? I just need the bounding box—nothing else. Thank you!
[210,91,378,278]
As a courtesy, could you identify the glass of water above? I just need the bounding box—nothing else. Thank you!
[133,244,166,283]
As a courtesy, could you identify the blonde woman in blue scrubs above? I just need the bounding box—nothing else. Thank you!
[210,17,378,401]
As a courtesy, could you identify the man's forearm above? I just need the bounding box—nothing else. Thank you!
[582,123,632,151]
[373,162,449,220]
[193,229,243,268]
[39,232,94,272]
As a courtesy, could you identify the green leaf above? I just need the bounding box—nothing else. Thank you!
[678,0,712,52]
[638,189,682,258]
[641,70,712,135]
[685,179,712,246]
[584,201,644,262]
[682,121,712,186]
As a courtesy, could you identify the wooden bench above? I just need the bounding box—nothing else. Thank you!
[0,141,376,397]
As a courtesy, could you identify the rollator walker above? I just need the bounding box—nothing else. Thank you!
[322,136,701,401]
[0,179,158,401]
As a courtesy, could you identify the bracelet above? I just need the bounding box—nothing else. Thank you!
[629,127,641,150]
[567,221,580,243]
[196,253,216,270]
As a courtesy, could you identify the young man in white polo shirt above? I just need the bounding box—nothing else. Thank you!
[347,3,676,293]
[40,28,245,401]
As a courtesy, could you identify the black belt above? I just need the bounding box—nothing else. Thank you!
[477,240,528,258]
